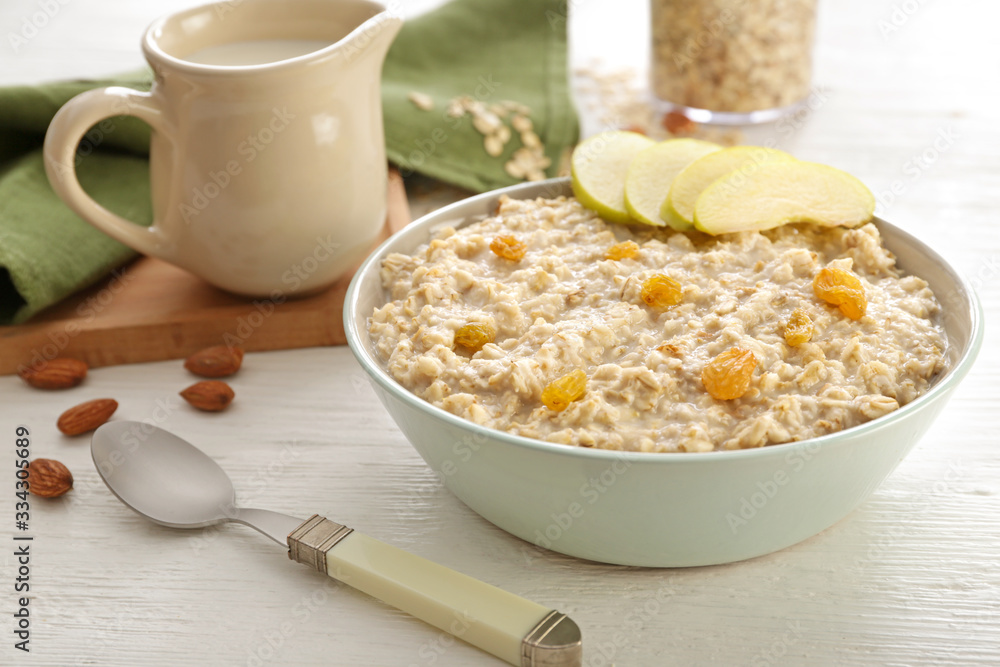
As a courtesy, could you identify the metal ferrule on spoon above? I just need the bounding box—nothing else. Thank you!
[91,421,582,667]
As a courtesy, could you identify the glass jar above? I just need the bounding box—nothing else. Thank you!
[651,0,818,124]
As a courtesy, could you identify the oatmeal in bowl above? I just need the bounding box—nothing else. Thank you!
[369,194,946,453]
[345,178,980,567]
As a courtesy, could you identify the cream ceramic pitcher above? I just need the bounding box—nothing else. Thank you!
[44,0,402,297]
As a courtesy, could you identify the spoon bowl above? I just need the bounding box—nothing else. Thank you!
[92,421,237,529]
[91,421,302,544]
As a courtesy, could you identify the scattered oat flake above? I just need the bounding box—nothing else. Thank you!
[407,91,434,111]
[484,135,504,157]
[473,112,502,135]
[505,161,527,179]
[439,94,546,181]
[511,114,533,133]
[521,130,542,149]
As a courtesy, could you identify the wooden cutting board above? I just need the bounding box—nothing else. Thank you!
[0,169,411,375]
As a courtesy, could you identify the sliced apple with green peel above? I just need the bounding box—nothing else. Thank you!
[663,146,795,228]
[693,161,876,235]
[571,131,655,224]
[623,138,721,228]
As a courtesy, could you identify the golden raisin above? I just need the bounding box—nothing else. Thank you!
[813,267,866,320]
[640,274,683,309]
[490,235,526,261]
[702,347,757,400]
[454,322,496,352]
[541,369,587,411]
[784,309,814,347]
[606,241,639,261]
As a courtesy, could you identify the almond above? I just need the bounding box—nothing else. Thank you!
[184,345,244,378]
[28,458,73,498]
[662,110,697,135]
[17,358,88,390]
[57,398,118,436]
[180,381,235,412]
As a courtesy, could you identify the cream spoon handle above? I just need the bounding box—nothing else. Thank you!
[287,515,582,666]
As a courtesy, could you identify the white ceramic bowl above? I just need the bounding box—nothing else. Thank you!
[345,179,983,567]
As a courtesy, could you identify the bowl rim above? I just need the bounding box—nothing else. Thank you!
[345,177,984,464]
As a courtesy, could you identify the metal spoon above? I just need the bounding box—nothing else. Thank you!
[92,421,581,667]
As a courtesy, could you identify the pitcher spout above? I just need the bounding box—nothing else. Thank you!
[340,2,403,65]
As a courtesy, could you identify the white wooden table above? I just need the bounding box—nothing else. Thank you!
[2,1,998,665]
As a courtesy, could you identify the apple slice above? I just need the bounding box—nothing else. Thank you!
[624,138,721,228]
[663,146,795,228]
[571,131,655,224]
[693,161,876,235]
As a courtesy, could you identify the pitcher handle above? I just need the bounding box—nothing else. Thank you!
[43,86,173,260]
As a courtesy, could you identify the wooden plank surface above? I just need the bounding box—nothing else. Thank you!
[0,169,410,375]
[1,1,998,667]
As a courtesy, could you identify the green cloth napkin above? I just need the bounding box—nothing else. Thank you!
[0,0,577,325]
[0,71,155,324]
[382,0,577,191]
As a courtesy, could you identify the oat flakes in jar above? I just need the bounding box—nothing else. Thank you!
[651,0,818,124]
